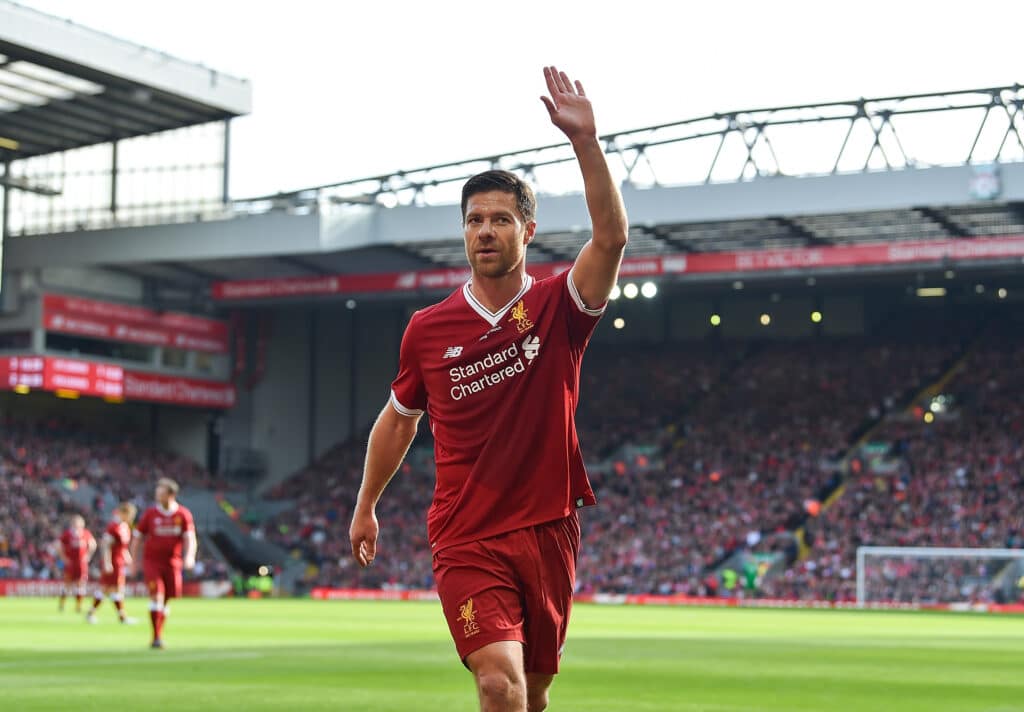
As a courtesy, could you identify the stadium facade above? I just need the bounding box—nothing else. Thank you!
[1,1,1021,598]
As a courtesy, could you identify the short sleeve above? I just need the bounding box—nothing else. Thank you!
[563,266,605,348]
[390,314,427,417]
[135,512,150,536]
[182,508,195,534]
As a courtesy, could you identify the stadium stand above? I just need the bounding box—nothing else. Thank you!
[772,323,1024,603]
[264,306,1015,596]
[0,417,229,581]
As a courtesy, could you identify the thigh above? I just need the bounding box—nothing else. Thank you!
[143,561,165,600]
[163,566,182,600]
[522,512,581,675]
[433,536,527,665]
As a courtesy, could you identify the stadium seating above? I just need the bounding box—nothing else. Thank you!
[0,418,228,581]
[6,321,1021,601]
[771,330,1024,602]
[265,333,979,595]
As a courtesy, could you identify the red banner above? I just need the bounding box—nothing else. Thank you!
[0,579,232,598]
[43,294,229,353]
[212,235,1024,301]
[122,371,236,409]
[308,588,1024,613]
[0,355,235,409]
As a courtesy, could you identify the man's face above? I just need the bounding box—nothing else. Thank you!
[71,517,83,532]
[155,485,171,507]
[463,191,535,279]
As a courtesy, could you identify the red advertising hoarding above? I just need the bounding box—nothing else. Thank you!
[0,579,232,598]
[212,235,1024,301]
[308,588,1024,614]
[123,370,236,408]
[0,355,234,409]
[43,294,229,353]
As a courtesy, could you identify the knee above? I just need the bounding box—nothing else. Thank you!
[477,670,523,706]
[527,689,549,712]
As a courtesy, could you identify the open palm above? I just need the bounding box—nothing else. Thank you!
[541,66,596,142]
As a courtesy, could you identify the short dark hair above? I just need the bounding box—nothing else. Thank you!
[461,170,536,224]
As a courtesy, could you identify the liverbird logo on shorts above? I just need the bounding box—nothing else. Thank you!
[459,598,480,638]
[508,300,534,333]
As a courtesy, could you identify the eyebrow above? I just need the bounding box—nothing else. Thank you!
[466,208,516,219]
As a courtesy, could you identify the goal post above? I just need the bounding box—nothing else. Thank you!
[855,546,1024,607]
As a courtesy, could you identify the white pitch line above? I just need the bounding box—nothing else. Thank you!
[0,651,264,669]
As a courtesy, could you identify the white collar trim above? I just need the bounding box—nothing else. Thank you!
[157,503,179,516]
[462,275,534,326]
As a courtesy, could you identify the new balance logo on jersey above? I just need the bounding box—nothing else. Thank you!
[442,346,464,359]
[522,336,540,362]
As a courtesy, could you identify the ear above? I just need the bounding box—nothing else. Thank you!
[523,220,537,245]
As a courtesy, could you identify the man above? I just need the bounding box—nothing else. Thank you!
[86,502,137,624]
[131,478,196,649]
[350,66,627,712]
[58,514,96,613]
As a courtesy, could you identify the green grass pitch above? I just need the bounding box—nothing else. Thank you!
[1,598,1022,711]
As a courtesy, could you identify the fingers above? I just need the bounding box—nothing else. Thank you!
[544,66,580,97]
[558,70,574,94]
[540,95,557,118]
[351,534,377,568]
[575,80,586,97]
[362,538,376,565]
[543,66,560,101]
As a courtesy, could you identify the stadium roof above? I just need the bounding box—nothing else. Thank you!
[0,0,251,163]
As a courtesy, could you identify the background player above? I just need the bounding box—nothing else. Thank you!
[57,514,96,613]
[130,478,196,649]
[86,502,138,625]
[350,66,627,712]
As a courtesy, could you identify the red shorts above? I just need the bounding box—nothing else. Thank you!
[64,564,87,584]
[100,565,126,589]
[432,512,580,675]
[143,560,182,600]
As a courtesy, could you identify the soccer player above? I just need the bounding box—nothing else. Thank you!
[350,66,627,712]
[130,478,196,649]
[86,502,138,624]
[58,514,96,613]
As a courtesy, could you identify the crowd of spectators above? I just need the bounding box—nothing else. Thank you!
[268,335,973,597]
[7,315,1020,603]
[0,417,229,582]
[771,330,1024,603]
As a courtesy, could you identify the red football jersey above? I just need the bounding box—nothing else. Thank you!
[60,528,95,567]
[391,267,602,552]
[104,520,133,567]
[136,504,194,564]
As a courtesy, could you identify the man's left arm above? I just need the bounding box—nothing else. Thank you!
[541,66,628,308]
[182,511,197,571]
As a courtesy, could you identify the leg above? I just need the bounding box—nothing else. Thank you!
[154,566,182,642]
[466,641,527,712]
[74,578,86,612]
[86,584,104,623]
[144,563,166,646]
[111,581,128,622]
[58,577,69,611]
[526,674,554,712]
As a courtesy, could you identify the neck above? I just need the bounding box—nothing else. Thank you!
[469,266,527,313]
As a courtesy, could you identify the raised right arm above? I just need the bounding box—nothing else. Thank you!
[349,403,422,567]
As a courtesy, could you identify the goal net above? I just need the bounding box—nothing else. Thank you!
[856,546,1024,607]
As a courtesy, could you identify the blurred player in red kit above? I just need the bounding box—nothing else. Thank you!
[86,502,138,625]
[350,66,627,712]
[130,478,196,649]
[58,514,96,613]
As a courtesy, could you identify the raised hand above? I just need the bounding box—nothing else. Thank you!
[540,66,596,143]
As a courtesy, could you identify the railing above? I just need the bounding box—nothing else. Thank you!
[234,84,1024,213]
[5,85,1023,235]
